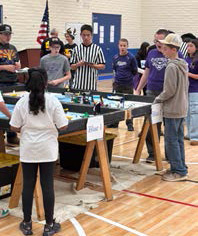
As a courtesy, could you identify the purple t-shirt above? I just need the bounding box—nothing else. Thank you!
[186,56,198,93]
[145,49,168,91]
[145,49,183,91]
[112,52,137,86]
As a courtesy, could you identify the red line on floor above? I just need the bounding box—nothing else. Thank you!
[123,189,198,208]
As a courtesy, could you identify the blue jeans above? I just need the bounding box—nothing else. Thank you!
[164,118,187,176]
[186,93,198,141]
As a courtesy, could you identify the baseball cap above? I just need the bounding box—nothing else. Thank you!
[159,33,182,47]
[0,24,12,34]
[49,37,61,46]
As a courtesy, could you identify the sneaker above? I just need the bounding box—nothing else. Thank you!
[0,208,9,218]
[184,135,190,140]
[162,172,187,182]
[107,123,119,128]
[127,124,134,131]
[43,220,61,236]
[146,156,155,163]
[7,136,20,146]
[190,141,198,146]
[19,221,33,235]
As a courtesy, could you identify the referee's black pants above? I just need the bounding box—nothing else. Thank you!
[21,162,55,225]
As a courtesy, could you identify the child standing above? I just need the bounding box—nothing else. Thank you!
[185,39,198,145]
[112,38,138,131]
[10,68,68,235]
[154,34,189,181]
[40,37,71,88]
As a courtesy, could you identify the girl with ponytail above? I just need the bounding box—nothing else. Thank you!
[185,39,198,145]
[10,67,68,236]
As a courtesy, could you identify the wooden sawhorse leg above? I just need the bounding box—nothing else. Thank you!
[9,164,45,221]
[133,117,163,171]
[76,138,113,201]
[0,130,5,153]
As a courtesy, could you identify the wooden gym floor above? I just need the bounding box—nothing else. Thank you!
[1,79,198,236]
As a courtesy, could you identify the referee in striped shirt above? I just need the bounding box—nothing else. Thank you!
[71,24,105,91]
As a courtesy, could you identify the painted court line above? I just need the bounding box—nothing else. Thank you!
[123,189,198,208]
[85,211,147,236]
[70,218,87,236]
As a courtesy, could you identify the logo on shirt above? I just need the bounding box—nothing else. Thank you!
[151,57,168,71]
[0,49,17,64]
[117,61,127,66]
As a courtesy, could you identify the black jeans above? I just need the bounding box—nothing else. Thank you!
[21,162,55,224]
[113,82,133,127]
[146,90,162,158]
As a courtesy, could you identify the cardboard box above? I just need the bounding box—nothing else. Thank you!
[58,133,117,171]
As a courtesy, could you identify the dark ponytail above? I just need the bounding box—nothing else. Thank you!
[26,67,48,115]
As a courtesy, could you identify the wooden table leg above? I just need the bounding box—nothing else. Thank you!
[0,130,5,153]
[34,168,45,221]
[9,163,23,208]
[96,139,113,201]
[76,140,96,190]
[133,118,150,163]
[150,122,163,171]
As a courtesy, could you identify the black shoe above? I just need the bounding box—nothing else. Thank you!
[19,221,33,235]
[107,123,119,128]
[127,124,134,131]
[43,220,61,236]
[146,156,155,163]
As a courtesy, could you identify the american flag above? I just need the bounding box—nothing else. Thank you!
[36,0,49,45]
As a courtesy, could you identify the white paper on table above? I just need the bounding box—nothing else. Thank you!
[87,115,104,142]
[151,103,163,124]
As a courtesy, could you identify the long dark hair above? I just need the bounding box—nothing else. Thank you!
[136,42,150,60]
[26,67,48,115]
[188,39,198,65]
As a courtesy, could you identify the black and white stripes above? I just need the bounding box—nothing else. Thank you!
[71,43,105,91]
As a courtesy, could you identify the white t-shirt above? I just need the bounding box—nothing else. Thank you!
[10,92,68,163]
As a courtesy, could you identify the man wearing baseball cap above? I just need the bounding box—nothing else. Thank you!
[154,33,189,181]
[40,28,64,58]
[0,24,21,145]
[40,37,71,88]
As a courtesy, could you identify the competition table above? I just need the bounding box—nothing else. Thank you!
[47,87,163,171]
[1,85,163,171]
[0,89,125,220]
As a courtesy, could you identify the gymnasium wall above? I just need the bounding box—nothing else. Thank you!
[0,0,141,51]
[1,0,197,51]
[141,0,198,44]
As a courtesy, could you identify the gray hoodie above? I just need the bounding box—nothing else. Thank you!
[154,58,189,118]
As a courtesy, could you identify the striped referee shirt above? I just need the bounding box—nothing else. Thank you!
[180,42,188,58]
[70,43,105,91]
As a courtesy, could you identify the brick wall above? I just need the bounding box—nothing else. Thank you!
[1,0,197,51]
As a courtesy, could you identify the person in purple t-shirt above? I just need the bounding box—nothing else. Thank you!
[185,39,198,145]
[111,38,137,131]
[135,29,184,163]
[134,29,169,163]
